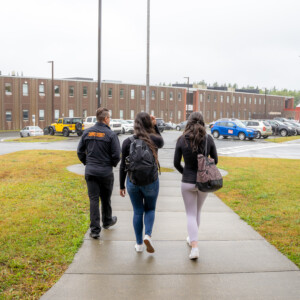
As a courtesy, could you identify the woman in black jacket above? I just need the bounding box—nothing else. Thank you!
[120,112,164,253]
[174,112,218,260]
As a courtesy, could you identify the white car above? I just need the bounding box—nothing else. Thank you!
[243,120,273,139]
[20,126,44,137]
[114,119,134,134]
[84,116,122,134]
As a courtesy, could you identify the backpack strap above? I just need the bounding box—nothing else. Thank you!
[197,134,208,157]
[129,136,135,143]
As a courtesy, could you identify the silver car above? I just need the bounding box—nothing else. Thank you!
[20,126,44,137]
[243,120,272,139]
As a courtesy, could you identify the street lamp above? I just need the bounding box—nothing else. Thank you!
[184,77,189,118]
[47,61,54,122]
[146,0,150,114]
[98,0,102,108]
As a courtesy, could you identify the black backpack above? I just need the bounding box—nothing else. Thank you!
[125,137,158,186]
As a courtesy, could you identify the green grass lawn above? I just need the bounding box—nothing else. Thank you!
[265,136,300,143]
[216,157,300,268]
[5,136,68,143]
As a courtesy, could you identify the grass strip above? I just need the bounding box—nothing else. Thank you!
[5,136,68,143]
[264,136,300,143]
[0,150,89,299]
[216,157,300,268]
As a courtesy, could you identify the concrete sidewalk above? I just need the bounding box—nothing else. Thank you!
[41,150,299,299]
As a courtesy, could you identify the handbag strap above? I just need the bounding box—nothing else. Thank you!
[197,134,208,157]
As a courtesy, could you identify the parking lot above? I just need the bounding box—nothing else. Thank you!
[1,130,300,159]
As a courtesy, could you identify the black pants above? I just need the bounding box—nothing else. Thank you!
[85,173,114,234]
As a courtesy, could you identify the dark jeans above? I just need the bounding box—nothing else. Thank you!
[126,177,159,244]
[85,173,114,234]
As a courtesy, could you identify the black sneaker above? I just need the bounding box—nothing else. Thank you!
[89,232,100,239]
[103,216,117,229]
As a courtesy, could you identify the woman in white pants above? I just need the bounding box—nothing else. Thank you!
[173,112,218,259]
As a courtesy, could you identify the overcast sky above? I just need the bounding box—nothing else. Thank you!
[1,0,300,90]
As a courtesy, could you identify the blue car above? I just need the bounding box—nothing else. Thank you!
[211,120,258,140]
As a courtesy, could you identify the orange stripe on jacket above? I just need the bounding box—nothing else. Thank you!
[88,132,106,138]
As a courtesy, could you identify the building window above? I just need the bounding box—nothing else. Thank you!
[244,97,247,104]
[214,95,217,102]
[83,86,88,97]
[5,83,12,95]
[69,110,74,117]
[6,111,12,121]
[109,110,112,117]
[232,111,235,118]
[170,111,173,119]
[200,94,203,102]
[178,92,182,101]
[151,90,155,100]
[259,98,261,104]
[233,96,235,103]
[220,111,223,118]
[178,110,181,120]
[220,95,223,103]
[170,91,173,100]
[96,87,99,97]
[69,86,74,97]
[120,89,124,99]
[227,96,229,103]
[83,109,87,118]
[207,94,210,102]
[226,111,229,118]
[161,91,164,100]
[131,110,135,119]
[249,98,252,104]
[238,96,241,104]
[141,90,145,99]
[249,112,251,119]
[254,98,257,104]
[23,83,29,96]
[55,110,60,119]
[54,85,60,96]
[206,110,210,119]
[39,109,45,121]
[120,110,124,119]
[161,111,164,118]
[238,111,241,118]
[23,110,29,120]
[39,83,45,94]
[108,88,112,98]
[130,89,135,99]
[213,111,216,119]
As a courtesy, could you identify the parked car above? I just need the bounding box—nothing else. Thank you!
[20,126,44,137]
[243,120,272,139]
[164,122,177,130]
[209,121,216,129]
[84,116,122,134]
[155,118,166,132]
[211,120,258,141]
[176,120,188,131]
[266,120,296,136]
[125,120,134,125]
[114,119,134,134]
[283,121,300,135]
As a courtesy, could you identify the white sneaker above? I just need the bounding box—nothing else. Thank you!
[186,236,191,247]
[144,235,155,253]
[189,247,199,260]
[135,244,144,252]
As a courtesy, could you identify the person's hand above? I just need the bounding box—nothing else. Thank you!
[150,115,157,125]
[120,189,126,197]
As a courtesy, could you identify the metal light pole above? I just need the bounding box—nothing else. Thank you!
[184,77,189,118]
[47,61,54,122]
[98,0,102,108]
[146,0,150,114]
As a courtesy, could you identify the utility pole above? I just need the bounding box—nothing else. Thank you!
[146,0,150,114]
[47,61,54,122]
[97,0,102,108]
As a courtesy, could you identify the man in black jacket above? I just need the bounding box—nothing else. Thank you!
[77,108,121,239]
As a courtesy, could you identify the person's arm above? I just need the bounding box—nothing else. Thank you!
[110,133,121,167]
[208,135,218,165]
[77,134,87,165]
[119,138,130,195]
[173,138,184,174]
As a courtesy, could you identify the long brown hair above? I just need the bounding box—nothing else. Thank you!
[182,112,206,152]
[134,112,159,166]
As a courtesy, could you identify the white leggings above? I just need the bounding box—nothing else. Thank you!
[181,182,208,242]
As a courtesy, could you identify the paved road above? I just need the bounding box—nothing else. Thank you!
[1,130,300,159]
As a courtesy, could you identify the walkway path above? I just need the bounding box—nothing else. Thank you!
[41,149,300,300]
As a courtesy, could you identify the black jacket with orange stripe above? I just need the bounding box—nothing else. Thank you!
[77,122,121,176]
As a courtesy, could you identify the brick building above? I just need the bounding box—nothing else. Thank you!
[0,76,186,130]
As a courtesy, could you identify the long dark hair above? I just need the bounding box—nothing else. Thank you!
[182,112,206,152]
[134,112,159,166]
